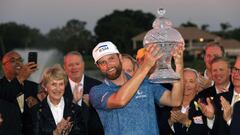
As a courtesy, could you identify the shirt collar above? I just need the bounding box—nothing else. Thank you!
[233,90,240,96]
[104,73,131,87]
[47,96,65,108]
[69,75,84,89]
[215,81,231,94]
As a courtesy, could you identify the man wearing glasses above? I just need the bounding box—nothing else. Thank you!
[0,51,38,135]
[220,56,240,135]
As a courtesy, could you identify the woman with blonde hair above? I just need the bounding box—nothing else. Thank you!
[31,64,88,135]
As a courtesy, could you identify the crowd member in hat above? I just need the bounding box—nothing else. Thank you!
[31,64,88,135]
[89,41,184,135]
[63,51,104,135]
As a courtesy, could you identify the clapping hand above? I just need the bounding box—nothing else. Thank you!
[73,88,83,104]
[0,113,3,126]
[170,110,189,125]
[83,94,90,106]
[198,74,212,92]
[26,96,39,108]
[220,96,232,122]
[54,117,72,135]
[198,97,215,119]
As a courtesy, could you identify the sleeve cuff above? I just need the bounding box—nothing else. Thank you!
[227,118,232,126]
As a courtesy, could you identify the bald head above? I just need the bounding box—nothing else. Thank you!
[2,51,23,80]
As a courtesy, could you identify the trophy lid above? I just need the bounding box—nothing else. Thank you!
[143,8,184,46]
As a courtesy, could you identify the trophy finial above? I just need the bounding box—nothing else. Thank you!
[157,8,166,17]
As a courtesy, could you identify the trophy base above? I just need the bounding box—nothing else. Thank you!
[148,68,180,83]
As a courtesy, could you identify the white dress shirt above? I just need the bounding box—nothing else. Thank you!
[47,96,65,125]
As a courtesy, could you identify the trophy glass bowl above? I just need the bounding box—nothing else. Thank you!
[143,8,185,83]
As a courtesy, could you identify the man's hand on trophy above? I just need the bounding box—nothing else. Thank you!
[172,43,185,65]
[144,43,163,68]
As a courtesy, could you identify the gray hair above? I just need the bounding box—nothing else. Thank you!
[40,64,68,88]
[211,57,230,69]
[184,67,199,83]
[64,51,83,64]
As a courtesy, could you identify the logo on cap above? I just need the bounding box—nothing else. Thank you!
[96,45,109,53]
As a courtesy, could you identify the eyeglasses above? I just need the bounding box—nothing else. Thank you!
[3,57,24,65]
[232,67,240,74]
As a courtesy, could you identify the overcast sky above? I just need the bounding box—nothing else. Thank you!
[0,0,239,34]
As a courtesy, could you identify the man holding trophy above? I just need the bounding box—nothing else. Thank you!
[89,9,185,135]
[90,41,184,135]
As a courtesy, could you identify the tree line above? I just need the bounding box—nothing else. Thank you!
[0,9,239,57]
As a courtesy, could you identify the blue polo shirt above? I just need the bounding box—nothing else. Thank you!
[89,76,167,135]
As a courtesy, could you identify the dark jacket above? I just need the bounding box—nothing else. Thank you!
[189,83,234,135]
[230,101,240,135]
[31,97,88,135]
[0,76,38,135]
[0,99,21,135]
[64,75,104,135]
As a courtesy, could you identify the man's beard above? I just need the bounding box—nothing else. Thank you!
[106,64,122,80]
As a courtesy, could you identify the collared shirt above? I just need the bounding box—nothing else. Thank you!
[6,78,25,113]
[215,82,231,94]
[89,75,166,135]
[171,105,190,133]
[69,75,84,106]
[47,96,65,125]
[231,90,240,106]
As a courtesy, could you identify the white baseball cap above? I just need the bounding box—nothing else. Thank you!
[92,41,120,63]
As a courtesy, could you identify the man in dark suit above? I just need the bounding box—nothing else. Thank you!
[198,42,225,91]
[63,51,104,135]
[220,56,240,135]
[230,101,240,135]
[188,57,233,135]
[0,99,21,135]
[0,51,39,135]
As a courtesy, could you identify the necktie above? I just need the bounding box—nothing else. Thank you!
[74,83,80,92]
[73,83,83,104]
[234,94,240,104]
[17,93,24,113]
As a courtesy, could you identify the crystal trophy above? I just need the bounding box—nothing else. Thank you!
[143,8,185,83]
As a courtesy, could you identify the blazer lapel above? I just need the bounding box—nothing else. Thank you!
[63,99,71,119]
[64,82,73,101]
[41,99,56,128]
